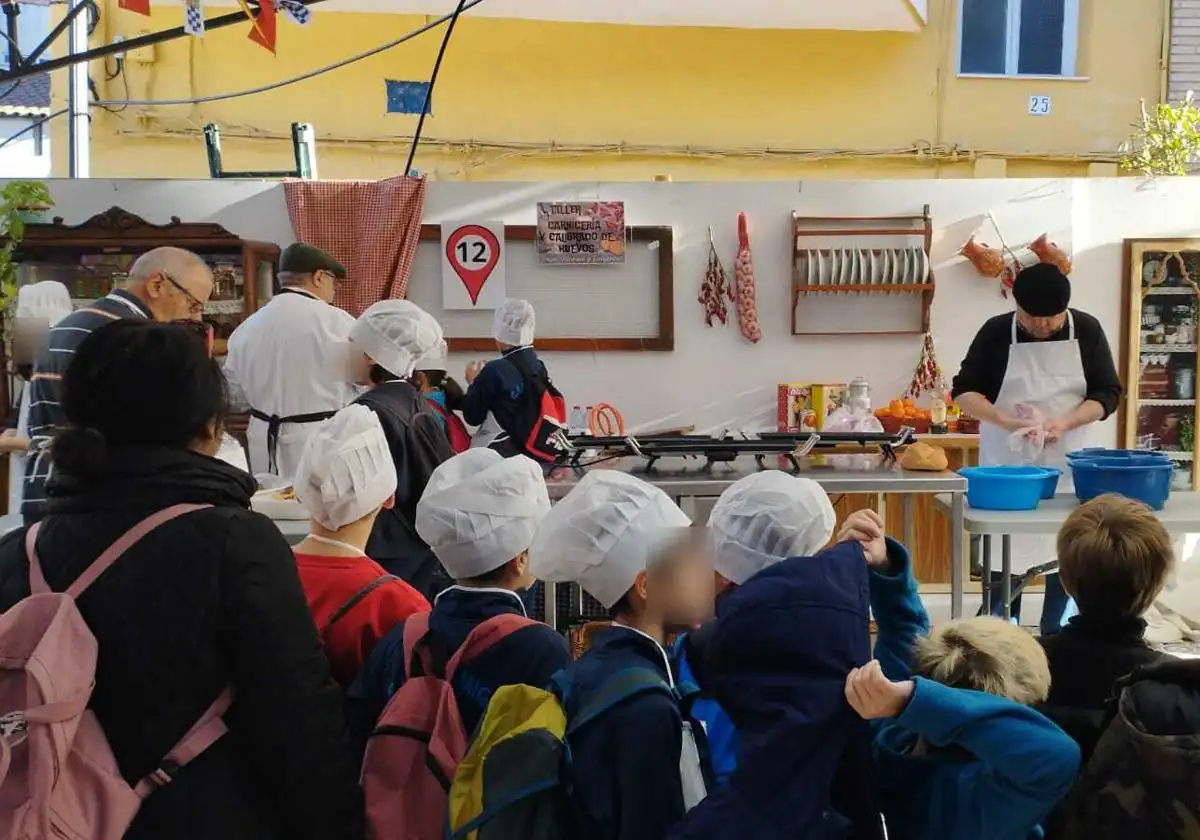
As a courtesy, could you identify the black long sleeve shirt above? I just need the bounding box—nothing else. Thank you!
[950,309,1123,419]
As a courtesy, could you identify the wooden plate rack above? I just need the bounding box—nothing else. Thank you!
[791,206,935,336]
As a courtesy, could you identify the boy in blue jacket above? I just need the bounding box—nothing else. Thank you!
[528,471,715,840]
[673,471,838,785]
[841,510,1081,840]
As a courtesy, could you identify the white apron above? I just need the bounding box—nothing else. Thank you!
[978,311,1097,574]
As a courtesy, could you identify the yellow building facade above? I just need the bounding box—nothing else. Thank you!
[50,0,1167,180]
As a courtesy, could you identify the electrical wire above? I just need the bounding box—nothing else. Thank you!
[403,0,469,175]
[95,0,488,108]
[0,107,67,151]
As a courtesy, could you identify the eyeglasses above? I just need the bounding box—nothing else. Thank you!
[161,271,205,316]
[170,318,215,358]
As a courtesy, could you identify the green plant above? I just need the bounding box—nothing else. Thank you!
[1119,92,1200,177]
[1181,414,1195,453]
[0,180,53,312]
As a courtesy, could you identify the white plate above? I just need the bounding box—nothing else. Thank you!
[867,250,877,285]
[805,250,814,285]
[917,247,929,284]
[829,249,841,287]
[816,250,826,285]
[251,489,310,521]
[904,248,915,283]
[839,249,852,286]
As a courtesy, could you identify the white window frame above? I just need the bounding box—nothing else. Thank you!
[957,0,1081,78]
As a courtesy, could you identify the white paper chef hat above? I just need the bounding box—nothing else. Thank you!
[16,281,73,326]
[293,404,398,531]
[528,471,692,609]
[709,472,835,585]
[492,298,536,346]
[416,449,551,579]
[350,300,444,379]
[413,339,449,373]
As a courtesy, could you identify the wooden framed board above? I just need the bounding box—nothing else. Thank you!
[405,224,674,352]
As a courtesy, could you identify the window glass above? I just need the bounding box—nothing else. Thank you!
[1018,0,1066,75]
[960,0,1009,75]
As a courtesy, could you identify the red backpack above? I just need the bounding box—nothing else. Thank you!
[425,398,472,454]
[507,353,568,463]
[360,611,533,840]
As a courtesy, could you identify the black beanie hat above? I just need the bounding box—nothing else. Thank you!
[1012,263,1070,316]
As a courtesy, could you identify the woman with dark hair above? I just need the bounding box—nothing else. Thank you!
[411,340,471,454]
[0,320,363,840]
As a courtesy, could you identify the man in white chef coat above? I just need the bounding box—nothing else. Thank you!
[224,243,358,480]
[952,263,1123,635]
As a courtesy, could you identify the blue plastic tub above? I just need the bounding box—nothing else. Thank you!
[1069,456,1174,510]
[959,466,1055,511]
[1066,447,1171,463]
[1039,467,1063,499]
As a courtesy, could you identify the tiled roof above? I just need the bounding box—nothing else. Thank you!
[0,72,50,117]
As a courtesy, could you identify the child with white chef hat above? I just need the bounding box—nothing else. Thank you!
[528,470,714,840]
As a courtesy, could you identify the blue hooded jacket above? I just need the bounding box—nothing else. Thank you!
[868,539,1081,840]
[667,540,882,840]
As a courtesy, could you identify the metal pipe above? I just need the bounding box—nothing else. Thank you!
[3,4,20,71]
[0,0,326,84]
[66,0,89,177]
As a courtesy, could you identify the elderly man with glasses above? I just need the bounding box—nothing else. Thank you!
[21,246,215,522]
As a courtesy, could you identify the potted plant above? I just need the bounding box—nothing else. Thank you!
[0,180,54,312]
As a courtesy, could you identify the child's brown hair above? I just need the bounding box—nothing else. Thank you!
[913,617,1051,705]
[1056,493,1174,620]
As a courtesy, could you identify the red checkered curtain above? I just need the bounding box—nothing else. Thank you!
[282,175,427,316]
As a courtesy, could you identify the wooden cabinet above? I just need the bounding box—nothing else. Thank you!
[1117,239,1200,490]
[13,206,278,359]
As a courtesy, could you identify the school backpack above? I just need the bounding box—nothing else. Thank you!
[1060,657,1200,840]
[425,398,472,454]
[360,610,534,840]
[506,352,567,463]
[0,504,233,840]
[446,666,710,840]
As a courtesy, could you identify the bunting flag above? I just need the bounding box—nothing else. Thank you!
[248,0,278,53]
[184,0,205,36]
[278,0,311,25]
[117,0,152,16]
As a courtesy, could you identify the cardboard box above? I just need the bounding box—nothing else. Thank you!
[777,383,847,432]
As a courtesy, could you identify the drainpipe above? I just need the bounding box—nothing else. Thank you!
[1162,0,1172,103]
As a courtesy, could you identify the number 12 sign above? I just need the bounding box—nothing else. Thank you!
[441,221,507,310]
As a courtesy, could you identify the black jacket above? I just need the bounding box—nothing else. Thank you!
[1039,613,1168,763]
[356,380,454,599]
[0,446,364,840]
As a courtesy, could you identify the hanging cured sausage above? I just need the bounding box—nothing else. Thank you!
[734,213,762,343]
[698,227,732,326]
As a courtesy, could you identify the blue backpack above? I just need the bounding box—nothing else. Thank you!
[673,635,740,785]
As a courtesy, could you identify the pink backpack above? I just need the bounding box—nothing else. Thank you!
[361,611,532,840]
[0,504,233,840]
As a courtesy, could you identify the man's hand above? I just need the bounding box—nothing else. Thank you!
[837,509,887,567]
[465,361,484,384]
[1042,417,1071,444]
[845,660,915,720]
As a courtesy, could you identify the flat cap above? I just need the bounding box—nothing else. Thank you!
[1012,262,1070,317]
[280,243,347,278]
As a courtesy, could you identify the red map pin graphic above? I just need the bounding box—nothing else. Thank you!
[446,225,501,305]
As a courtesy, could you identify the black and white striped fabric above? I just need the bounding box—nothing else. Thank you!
[22,291,151,522]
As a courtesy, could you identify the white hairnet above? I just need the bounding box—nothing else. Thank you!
[17,281,73,326]
[528,471,691,609]
[492,298,536,346]
[351,300,443,379]
[709,472,835,585]
[413,339,448,373]
[416,449,550,579]
[294,405,398,530]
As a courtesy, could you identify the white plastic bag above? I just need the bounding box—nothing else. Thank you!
[1006,403,1047,464]
[823,407,885,434]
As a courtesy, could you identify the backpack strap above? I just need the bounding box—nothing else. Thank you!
[133,687,234,798]
[25,503,212,598]
[566,667,674,736]
[319,576,400,640]
[444,612,535,683]
[402,611,435,681]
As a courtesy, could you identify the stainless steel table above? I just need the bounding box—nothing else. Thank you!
[544,455,969,625]
[933,492,1200,618]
